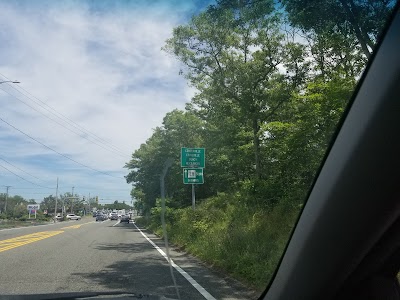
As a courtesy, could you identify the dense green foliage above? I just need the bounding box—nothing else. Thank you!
[41,192,88,215]
[126,0,391,291]
[0,193,41,220]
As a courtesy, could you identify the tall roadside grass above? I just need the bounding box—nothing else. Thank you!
[144,193,301,291]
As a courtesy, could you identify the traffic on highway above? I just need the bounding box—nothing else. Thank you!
[0,214,251,299]
[0,0,397,299]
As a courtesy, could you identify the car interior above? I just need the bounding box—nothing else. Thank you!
[262,5,400,300]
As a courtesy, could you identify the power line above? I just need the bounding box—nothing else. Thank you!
[0,155,45,182]
[0,163,52,189]
[0,73,131,156]
[9,188,53,190]
[11,186,131,191]
[0,86,129,159]
[0,115,124,179]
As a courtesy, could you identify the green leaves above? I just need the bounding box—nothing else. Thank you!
[127,0,388,211]
[124,0,394,290]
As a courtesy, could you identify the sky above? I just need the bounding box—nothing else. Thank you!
[0,0,214,205]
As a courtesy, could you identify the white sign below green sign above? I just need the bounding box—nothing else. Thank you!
[181,148,205,209]
[183,168,204,184]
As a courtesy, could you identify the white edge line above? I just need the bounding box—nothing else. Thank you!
[112,220,121,227]
[133,223,216,300]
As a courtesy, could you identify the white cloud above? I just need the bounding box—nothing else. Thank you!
[0,1,208,203]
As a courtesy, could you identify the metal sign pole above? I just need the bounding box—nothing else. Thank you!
[192,184,195,210]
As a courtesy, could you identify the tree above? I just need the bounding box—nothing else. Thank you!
[164,0,304,179]
[125,110,206,211]
[13,203,27,219]
[281,0,394,59]
[40,195,58,213]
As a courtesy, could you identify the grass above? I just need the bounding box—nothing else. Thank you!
[143,193,301,292]
[0,219,51,229]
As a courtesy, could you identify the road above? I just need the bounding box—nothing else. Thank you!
[0,217,256,299]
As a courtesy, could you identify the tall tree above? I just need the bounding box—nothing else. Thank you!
[281,0,394,59]
[41,195,58,213]
[164,0,302,179]
[125,110,205,210]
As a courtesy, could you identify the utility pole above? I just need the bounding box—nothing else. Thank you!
[71,186,74,213]
[54,178,59,222]
[4,186,11,213]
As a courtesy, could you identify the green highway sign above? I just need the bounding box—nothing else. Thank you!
[183,168,204,184]
[181,148,205,168]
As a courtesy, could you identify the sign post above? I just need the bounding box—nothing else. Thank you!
[192,184,195,210]
[27,204,40,219]
[181,148,205,210]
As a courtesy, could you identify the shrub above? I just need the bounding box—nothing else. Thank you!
[145,192,301,290]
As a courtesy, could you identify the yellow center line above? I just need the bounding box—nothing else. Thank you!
[61,224,82,229]
[61,220,95,230]
[0,231,64,253]
[0,220,94,253]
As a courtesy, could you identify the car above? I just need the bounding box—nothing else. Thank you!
[0,1,397,299]
[120,215,130,223]
[109,213,118,220]
[66,214,81,221]
[92,212,97,217]
[54,215,63,221]
[96,214,107,221]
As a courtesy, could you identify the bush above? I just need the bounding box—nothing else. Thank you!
[145,192,301,290]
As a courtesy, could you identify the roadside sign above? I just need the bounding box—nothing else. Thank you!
[181,148,205,168]
[183,168,204,184]
[27,205,39,219]
[27,204,40,210]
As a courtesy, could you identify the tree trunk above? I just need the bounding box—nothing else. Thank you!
[339,0,371,59]
[252,116,262,179]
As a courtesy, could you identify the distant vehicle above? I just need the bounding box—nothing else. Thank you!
[109,212,118,220]
[120,215,130,223]
[117,209,125,217]
[54,215,63,221]
[66,214,81,221]
[96,214,107,221]
[92,212,97,217]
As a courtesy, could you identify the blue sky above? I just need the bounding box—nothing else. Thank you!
[0,0,214,204]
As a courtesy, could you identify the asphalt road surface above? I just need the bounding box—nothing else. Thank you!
[0,217,257,299]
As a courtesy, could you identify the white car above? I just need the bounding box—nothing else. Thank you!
[66,214,81,221]
[54,215,63,221]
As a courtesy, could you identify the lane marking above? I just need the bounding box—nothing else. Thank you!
[61,221,95,230]
[61,224,82,229]
[112,220,121,227]
[133,223,216,300]
[0,231,64,253]
[0,219,94,232]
